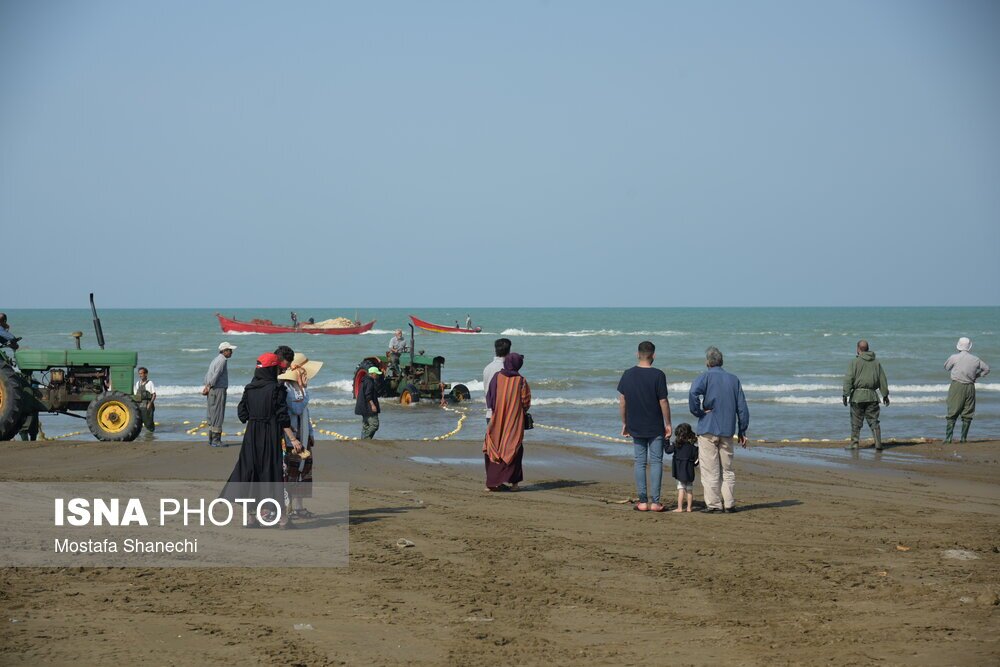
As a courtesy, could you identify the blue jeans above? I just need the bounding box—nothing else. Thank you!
[633,435,664,504]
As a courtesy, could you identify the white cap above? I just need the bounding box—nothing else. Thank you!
[218,342,237,352]
[956,337,972,352]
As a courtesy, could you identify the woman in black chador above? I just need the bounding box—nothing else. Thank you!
[221,352,302,527]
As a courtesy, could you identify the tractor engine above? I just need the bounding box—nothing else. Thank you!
[41,367,107,411]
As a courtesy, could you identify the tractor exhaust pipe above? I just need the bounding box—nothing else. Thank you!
[409,323,415,368]
[90,293,106,350]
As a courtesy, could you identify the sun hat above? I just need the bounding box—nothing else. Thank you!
[367,366,383,376]
[957,337,972,352]
[219,342,237,352]
[278,352,324,382]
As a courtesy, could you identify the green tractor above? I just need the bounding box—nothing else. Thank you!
[0,294,143,442]
[353,324,471,405]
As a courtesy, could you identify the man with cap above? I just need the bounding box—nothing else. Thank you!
[944,337,990,443]
[202,342,236,447]
[842,340,890,451]
[355,366,382,439]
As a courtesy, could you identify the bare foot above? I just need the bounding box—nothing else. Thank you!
[685,508,692,512]
[671,508,684,513]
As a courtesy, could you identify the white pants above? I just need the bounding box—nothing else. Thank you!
[698,434,735,510]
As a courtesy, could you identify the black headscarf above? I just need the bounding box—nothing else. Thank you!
[246,365,279,390]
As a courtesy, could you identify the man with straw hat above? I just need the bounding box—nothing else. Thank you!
[355,366,383,439]
[278,352,323,518]
[944,337,990,443]
[202,342,236,447]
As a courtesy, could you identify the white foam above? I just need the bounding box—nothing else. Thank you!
[500,328,684,338]
[743,383,840,392]
[531,397,619,406]
[307,398,357,407]
[223,331,265,336]
[794,374,841,378]
[361,329,393,335]
[321,379,357,393]
[181,348,209,353]
[770,395,942,405]
[156,384,244,397]
[458,380,485,393]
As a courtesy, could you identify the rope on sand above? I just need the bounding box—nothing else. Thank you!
[421,405,467,441]
[311,421,357,441]
[535,423,631,444]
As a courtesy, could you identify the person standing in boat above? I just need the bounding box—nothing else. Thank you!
[202,342,236,447]
[466,314,473,330]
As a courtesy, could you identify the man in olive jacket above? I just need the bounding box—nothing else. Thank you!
[843,340,890,450]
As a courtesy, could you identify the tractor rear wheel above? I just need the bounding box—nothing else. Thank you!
[0,364,28,441]
[400,384,420,405]
[86,392,142,442]
[450,384,471,403]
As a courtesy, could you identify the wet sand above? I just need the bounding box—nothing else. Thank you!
[1,437,998,665]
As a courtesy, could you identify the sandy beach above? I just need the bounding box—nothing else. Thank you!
[1,437,998,666]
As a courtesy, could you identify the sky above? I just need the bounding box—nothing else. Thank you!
[1,0,998,308]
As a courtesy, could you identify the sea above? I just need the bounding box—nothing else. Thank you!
[4,308,998,445]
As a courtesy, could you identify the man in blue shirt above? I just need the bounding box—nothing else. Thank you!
[688,346,750,513]
[618,341,673,512]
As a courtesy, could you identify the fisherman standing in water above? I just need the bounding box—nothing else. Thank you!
[944,337,990,443]
[842,340,890,451]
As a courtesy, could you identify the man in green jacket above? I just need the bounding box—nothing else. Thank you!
[843,340,890,450]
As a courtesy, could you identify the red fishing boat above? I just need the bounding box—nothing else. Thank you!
[216,314,376,335]
[409,314,482,334]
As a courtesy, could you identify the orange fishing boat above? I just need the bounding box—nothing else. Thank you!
[409,314,482,334]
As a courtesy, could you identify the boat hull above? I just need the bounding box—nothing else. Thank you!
[409,315,482,334]
[216,314,376,335]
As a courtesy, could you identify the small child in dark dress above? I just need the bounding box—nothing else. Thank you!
[666,423,699,513]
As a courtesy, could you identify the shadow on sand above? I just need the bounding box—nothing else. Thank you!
[516,480,598,493]
[732,499,802,512]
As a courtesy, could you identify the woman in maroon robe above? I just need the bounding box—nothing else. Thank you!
[484,353,531,491]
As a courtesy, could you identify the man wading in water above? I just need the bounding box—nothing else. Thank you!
[842,340,890,451]
[133,367,157,433]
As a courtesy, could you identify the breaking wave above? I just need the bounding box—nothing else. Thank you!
[500,328,685,338]
[769,395,942,405]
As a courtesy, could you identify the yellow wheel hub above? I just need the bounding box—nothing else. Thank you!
[400,391,413,405]
[0,382,5,410]
[97,401,130,433]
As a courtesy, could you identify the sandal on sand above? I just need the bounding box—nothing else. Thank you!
[634,502,649,511]
[486,485,510,492]
[649,503,665,512]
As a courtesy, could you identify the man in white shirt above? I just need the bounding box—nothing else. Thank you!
[133,366,157,433]
[944,337,991,443]
[483,338,511,424]
[387,329,408,375]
